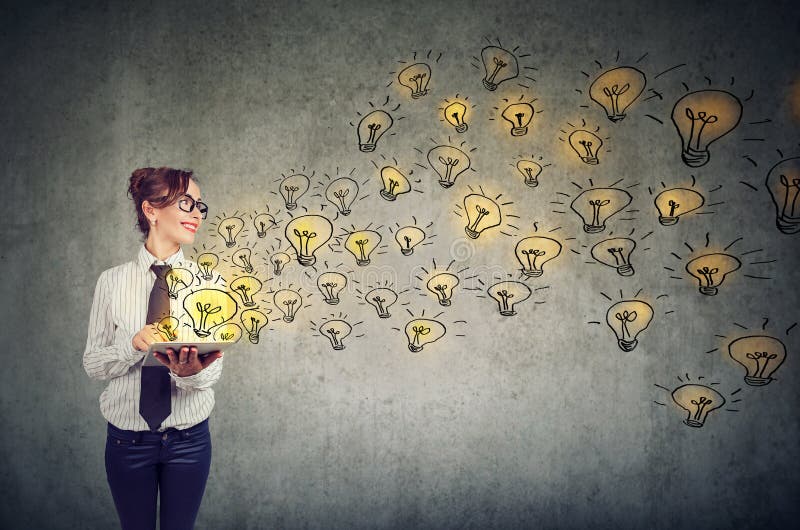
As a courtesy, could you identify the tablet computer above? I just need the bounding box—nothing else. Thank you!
[147,341,237,357]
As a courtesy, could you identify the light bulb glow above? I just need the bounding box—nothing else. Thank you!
[480,46,519,91]
[229,276,263,307]
[366,287,398,318]
[570,188,632,233]
[427,145,471,188]
[317,272,347,305]
[241,309,268,344]
[501,102,534,136]
[271,252,291,275]
[395,226,426,255]
[357,110,393,152]
[671,384,725,428]
[319,319,352,350]
[463,193,501,239]
[218,217,244,248]
[182,289,238,338]
[325,177,359,215]
[232,248,254,273]
[488,281,531,316]
[344,230,381,266]
[685,253,741,296]
[589,67,647,122]
[654,188,705,226]
[514,236,562,277]
[274,289,302,323]
[380,166,411,201]
[404,318,446,352]
[196,253,219,281]
[426,272,459,306]
[253,213,276,237]
[728,335,787,386]
[516,160,543,187]
[444,101,468,133]
[165,267,194,299]
[605,300,653,351]
[568,130,604,165]
[765,157,800,234]
[285,215,333,266]
[279,174,310,211]
[591,238,636,276]
[671,90,743,167]
[397,63,431,99]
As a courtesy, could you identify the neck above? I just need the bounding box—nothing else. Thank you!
[145,234,180,262]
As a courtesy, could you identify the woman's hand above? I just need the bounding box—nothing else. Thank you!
[132,324,163,352]
[152,346,223,377]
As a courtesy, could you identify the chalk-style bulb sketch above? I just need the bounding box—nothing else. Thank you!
[570,188,632,233]
[253,213,276,238]
[274,289,302,323]
[397,63,431,99]
[241,309,268,344]
[325,177,359,216]
[728,335,787,386]
[685,253,741,296]
[217,217,244,248]
[591,238,636,276]
[568,130,604,165]
[357,110,393,152]
[279,174,310,211]
[765,157,800,234]
[488,281,531,316]
[444,101,468,133]
[317,272,347,305]
[213,323,242,343]
[671,384,726,427]
[319,319,352,350]
[654,188,705,226]
[366,287,398,318]
[156,316,180,341]
[501,102,534,136]
[480,46,519,91]
[285,215,333,266]
[229,276,263,307]
[427,272,459,306]
[344,230,381,266]
[395,225,426,255]
[380,166,411,201]
[606,300,653,351]
[589,67,647,122]
[270,252,291,275]
[196,253,219,281]
[232,247,254,274]
[165,267,193,299]
[427,145,471,188]
[182,289,238,338]
[405,318,447,352]
[463,193,501,239]
[515,236,562,278]
[671,90,743,167]
[516,160,542,187]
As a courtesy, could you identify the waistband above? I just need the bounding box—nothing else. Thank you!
[107,418,209,442]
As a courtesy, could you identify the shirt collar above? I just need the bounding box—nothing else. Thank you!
[136,244,185,274]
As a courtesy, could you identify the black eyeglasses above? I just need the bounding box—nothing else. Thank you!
[177,194,208,219]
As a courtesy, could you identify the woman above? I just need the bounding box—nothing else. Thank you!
[83,167,223,530]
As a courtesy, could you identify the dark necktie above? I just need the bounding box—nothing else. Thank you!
[139,263,172,432]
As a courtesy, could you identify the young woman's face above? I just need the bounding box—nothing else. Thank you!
[150,178,204,246]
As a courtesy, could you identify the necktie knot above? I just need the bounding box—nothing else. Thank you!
[151,264,171,278]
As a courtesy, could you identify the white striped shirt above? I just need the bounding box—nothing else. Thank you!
[83,244,224,431]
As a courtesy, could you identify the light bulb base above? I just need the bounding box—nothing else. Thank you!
[194,329,211,338]
[225,241,235,248]
[168,293,178,300]
[608,114,626,123]
[499,309,517,316]
[438,299,452,307]
[243,301,255,307]
[454,123,468,133]
[583,223,606,234]
[256,231,266,238]
[683,419,704,428]
[616,264,635,277]
[776,215,800,234]
[339,209,351,216]
[378,312,391,319]
[273,268,283,276]
[286,202,297,211]
[408,343,423,352]
[699,286,718,296]
[359,143,376,153]
[617,338,638,352]
[744,375,772,386]
[524,178,539,188]
[411,90,428,99]
[282,316,294,323]
[332,344,345,350]
[356,259,371,266]
[297,254,316,267]
[482,79,498,91]
[659,216,679,226]
[522,269,543,278]
[248,334,260,344]
[681,147,709,168]
[324,298,340,305]
[380,190,397,201]
[244,266,253,274]
[465,227,480,239]
[510,126,528,137]
[579,156,599,165]
[201,274,213,281]
[400,248,413,256]
[438,179,454,188]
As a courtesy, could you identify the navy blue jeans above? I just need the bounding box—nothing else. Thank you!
[105,419,212,530]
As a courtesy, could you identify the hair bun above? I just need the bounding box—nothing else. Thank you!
[128,167,154,198]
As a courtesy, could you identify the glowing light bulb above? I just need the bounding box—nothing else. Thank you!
[344,230,381,266]
[568,130,603,165]
[380,166,411,201]
[253,213,276,237]
[671,384,725,428]
[325,177,359,216]
[395,225,426,255]
[320,319,352,350]
[671,90,743,167]
[591,238,636,276]
[444,101,468,133]
[274,289,302,323]
[279,174,310,211]
[685,253,741,296]
[196,253,219,281]
[427,272,459,306]
[232,247,254,273]
[357,110,393,152]
[218,217,244,248]
[156,316,180,341]
[397,63,431,99]
[570,188,632,233]
[589,67,647,122]
[765,157,800,234]
[501,102,534,137]
[270,252,291,275]
[514,236,562,278]
[213,323,242,343]
[654,188,705,226]
[516,160,542,187]
[488,281,531,316]
[165,267,194,299]
[605,300,653,351]
[241,309,268,344]
[405,318,446,352]
[229,276,263,307]
[285,215,333,266]
[728,335,787,386]
[480,46,519,91]
[463,193,501,239]
[427,145,471,188]
[317,272,347,305]
[366,287,398,318]
[182,289,238,338]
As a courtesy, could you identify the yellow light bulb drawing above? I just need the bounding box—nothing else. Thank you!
[405,318,446,352]
[319,319,352,350]
[427,145,471,188]
[444,101,468,133]
[685,253,741,296]
[229,276,263,307]
[218,216,244,248]
[501,102,534,137]
[285,215,333,266]
[591,238,636,276]
[514,236,562,278]
[213,323,242,343]
[380,166,411,201]
[240,309,267,344]
[728,335,787,386]
[156,316,180,341]
[463,193,501,239]
[516,160,542,187]
[253,213,276,238]
[606,300,653,351]
[570,188,632,233]
[671,384,725,428]
[488,281,531,316]
[182,289,238,338]
[317,272,347,305]
[589,67,647,122]
[274,289,302,323]
[765,157,800,234]
[279,174,310,211]
[568,130,603,165]
[232,247,254,273]
[671,90,743,167]
[366,287,398,318]
[654,188,705,226]
[395,225,426,255]
[397,62,431,99]
[481,46,519,91]
[344,230,381,266]
[196,253,219,281]
[427,272,459,306]
[271,252,291,275]
[325,177,359,216]
[165,267,194,299]
[357,109,393,152]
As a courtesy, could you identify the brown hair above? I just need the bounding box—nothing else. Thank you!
[127,167,198,239]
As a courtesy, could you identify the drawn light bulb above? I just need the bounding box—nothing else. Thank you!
[380,166,411,201]
[514,236,562,278]
[463,193,501,239]
[765,157,800,234]
[320,319,352,350]
[240,309,267,344]
[357,109,393,152]
[325,177,359,216]
[213,323,242,343]
[427,145,471,188]
[274,289,302,323]
[182,289,238,338]
[728,335,787,386]
[156,316,180,341]
[516,160,542,187]
[671,90,743,167]
[444,101,468,133]
[568,130,604,165]
[570,188,632,234]
[217,216,244,248]
[317,272,347,305]
[232,247,254,273]
[395,226,426,256]
[165,267,194,299]
[366,287,398,318]
[279,174,310,211]
[480,46,519,91]
[427,272,459,306]
[605,300,653,351]
[671,384,725,428]
[501,102,534,137]
[253,213,276,237]
[271,252,291,275]
[196,253,219,281]
[397,63,431,99]
[654,188,705,226]
[285,215,333,266]
[685,253,741,296]
[344,230,381,266]
[589,67,647,122]
[404,318,446,352]
[488,281,531,316]
[591,238,636,276]
[229,276,263,307]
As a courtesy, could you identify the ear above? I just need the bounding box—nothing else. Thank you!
[142,200,157,223]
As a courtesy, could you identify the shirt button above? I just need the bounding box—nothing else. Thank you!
[162,433,168,441]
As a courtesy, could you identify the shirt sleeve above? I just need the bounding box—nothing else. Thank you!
[83,271,145,381]
[170,355,224,390]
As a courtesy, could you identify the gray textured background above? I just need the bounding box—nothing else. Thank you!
[2,0,799,528]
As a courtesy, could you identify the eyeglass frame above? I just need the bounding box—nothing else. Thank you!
[152,193,208,219]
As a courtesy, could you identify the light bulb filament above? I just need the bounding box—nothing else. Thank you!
[225,225,235,241]
[614,310,637,340]
[469,205,490,231]
[496,289,514,312]
[579,140,594,159]
[403,235,411,248]
[668,199,680,217]
[292,229,317,256]
[602,83,630,116]
[515,112,525,126]
[199,261,212,276]
[372,296,386,315]
[284,185,299,204]
[195,302,221,334]
[437,156,459,184]
[607,247,628,266]
[282,299,298,319]
[487,57,507,84]
[167,275,187,298]
[451,112,461,125]
[690,396,712,421]
[779,175,800,218]
[387,179,399,196]
[333,188,350,212]
[411,325,430,346]
[321,282,337,300]
[409,73,427,94]
[235,284,252,304]
[746,351,778,378]
[220,332,234,340]
[685,108,719,150]
[697,266,719,287]
[433,284,449,303]
[325,328,341,348]
[366,123,381,145]
[589,199,610,227]
[248,316,260,333]
[521,249,545,273]
[355,239,369,261]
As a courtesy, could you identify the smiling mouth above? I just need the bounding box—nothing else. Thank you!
[182,222,198,233]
